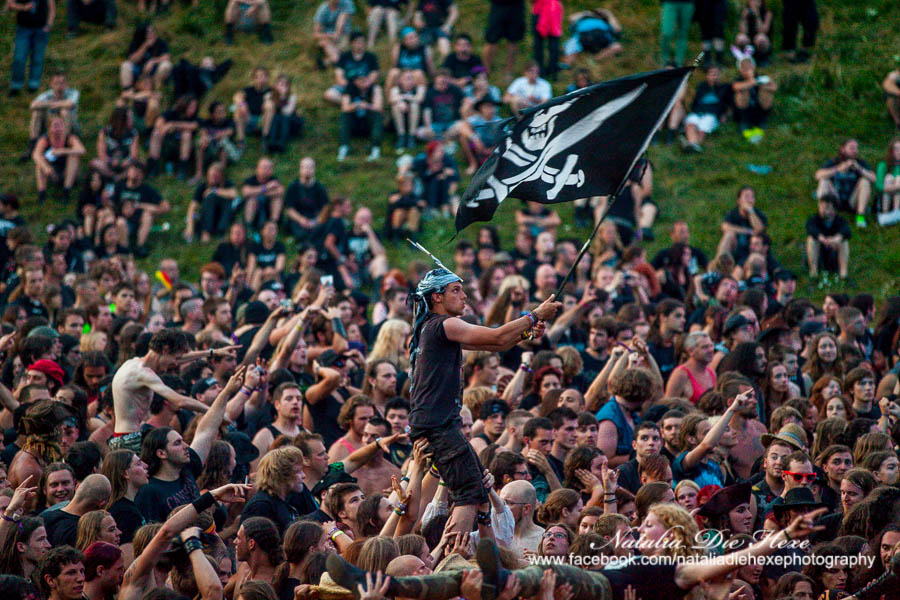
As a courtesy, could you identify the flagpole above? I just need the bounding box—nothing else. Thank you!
[552,57,701,299]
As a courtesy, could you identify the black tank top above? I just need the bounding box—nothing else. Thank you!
[409,313,463,431]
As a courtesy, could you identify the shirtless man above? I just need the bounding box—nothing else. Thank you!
[251,382,304,463]
[347,417,400,497]
[111,328,237,452]
[666,331,716,404]
[725,381,767,480]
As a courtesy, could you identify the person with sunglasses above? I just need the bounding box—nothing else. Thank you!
[761,450,817,529]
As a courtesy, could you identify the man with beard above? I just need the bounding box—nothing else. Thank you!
[82,542,124,600]
[666,331,716,404]
[133,365,250,522]
[362,359,398,416]
[200,297,233,345]
[347,417,400,496]
[581,317,613,385]
[110,329,232,453]
[722,378,767,480]
[251,382,304,460]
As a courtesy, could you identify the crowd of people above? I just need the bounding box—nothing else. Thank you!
[4,2,900,600]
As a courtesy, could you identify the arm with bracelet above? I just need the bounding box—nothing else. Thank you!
[181,526,224,600]
[442,295,562,352]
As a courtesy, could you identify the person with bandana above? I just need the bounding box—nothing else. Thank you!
[406,253,561,536]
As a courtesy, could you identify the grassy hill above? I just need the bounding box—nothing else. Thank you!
[1,0,899,300]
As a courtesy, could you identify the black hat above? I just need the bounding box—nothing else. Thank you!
[758,326,790,346]
[243,300,269,325]
[259,280,284,293]
[697,481,752,518]
[318,349,348,368]
[224,431,259,465]
[311,466,357,498]
[772,487,826,518]
[474,97,498,112]
[190,377,220,397]
[723,313,752,337]
[478,398,510,420]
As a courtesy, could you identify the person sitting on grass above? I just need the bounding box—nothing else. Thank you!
[185,164,237,244]
[504,61,553,116]
[120,23,172,90]
[389,69,426,153]
[337,74,384,163]
[241,157,284,227]
[33,117,86,205]
[681,65,731,153]
[731,56,776,144]
[313,0,355,69]
[147,94,200,180]
[459,98,502,175]
[232,66,275,151]
[24,71,80,163]
[324,32,380,107]
[194,101,238,186]
[118,74,162,137]
[814,138,876,229]
[264,74,304,154]
[386,172,425,241]
[223,0,273,45]
[385,27,432,97]
[874,138,900,226]
[412,0,458,59]
[416,69,464,143]
[805,194,850,281]
[113,162,169,258]
[90,107,138,182]
[365,0,404,49]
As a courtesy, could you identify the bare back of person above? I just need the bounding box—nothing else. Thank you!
[730,419,767,480]
[112,356,158,434]
[353,460,400,497]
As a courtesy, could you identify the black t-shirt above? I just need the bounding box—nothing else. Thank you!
[243,175,281,196]
[601,562,685,600]
[580,350,607,387]
[822,158,873,203]
[115,182,163,211]
[287,486,318,516]
[648,340,676,383]
[806,213,851,240]
[212,241,248,273]
[343,81,376,107]
[306,388,351,448]
[250,241,286,270]
[651,245,709,277]
[14,295,49,319]
[346,228,378,265]
[108,497,146,544]
[442,53,483,80]
[17,0,49,27]
[337,51,379,82]
[243,86,271,116]
[285,180,329,220]
[134,448,203,522]
[162,109,198,126]
[616,459,641,494]
[409,313,463,431]
[240,489,299,534]
[127,37,169,66]
[425,84,464,125]
[202,117,235,137]
[690,82,732,118]
[194,180,235,204]
[417,0,453,27]
[43,508,80,546]
[316,217,348,269]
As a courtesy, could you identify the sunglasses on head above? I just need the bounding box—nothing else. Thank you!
[783,471,817,483]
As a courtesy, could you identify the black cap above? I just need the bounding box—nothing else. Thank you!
[723,313,752,337]
[191,377,220,397]
[224,431,259,465]
[799,320,826,338]
[243,300,269,325]
[318,349,347,368]
[259,280,284,293]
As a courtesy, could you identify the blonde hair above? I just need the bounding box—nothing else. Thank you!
[256,446,304,498]
[647,503,704,559]
[76,510,112,550]
[80,331,108,353]
[463,386,495,415]
[368,319,410,370]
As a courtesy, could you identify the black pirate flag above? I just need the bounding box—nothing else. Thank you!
[455,66,693,233]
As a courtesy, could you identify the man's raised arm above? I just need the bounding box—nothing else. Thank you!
[443,295,561,351]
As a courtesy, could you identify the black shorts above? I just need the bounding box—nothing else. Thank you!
[413,423,489,506]
[485,2,526,43]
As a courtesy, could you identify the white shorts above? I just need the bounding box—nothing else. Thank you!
[685,113,719,134]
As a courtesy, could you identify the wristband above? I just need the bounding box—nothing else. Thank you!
[240,386,252,396]
[1,513,23,532]
[396,502,407,512]
[438,480,447,487]
[783,529,793,541]
[525,312,537,328]
[519,363,532,373]
[393,507,406,516]
[429,464,440,477]
[183,536,203,554]
[192,491,216,514]
[400,476,410,483]
[520,329,532,341]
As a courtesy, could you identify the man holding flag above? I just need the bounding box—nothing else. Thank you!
[406,244,562,536]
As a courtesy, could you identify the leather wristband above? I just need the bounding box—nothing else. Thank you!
[192,491,216,514]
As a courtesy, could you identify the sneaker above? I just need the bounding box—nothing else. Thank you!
[856,214,867,228]
[337,145,349,162]
[367,147,381,162]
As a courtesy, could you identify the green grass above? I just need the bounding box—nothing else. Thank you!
[2,0,899,300]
